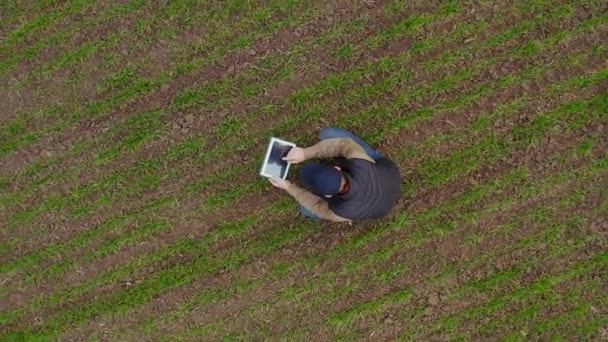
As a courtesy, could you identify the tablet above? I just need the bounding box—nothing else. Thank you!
[260,137,296,179]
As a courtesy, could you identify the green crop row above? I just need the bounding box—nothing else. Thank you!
[0,0,336,225]
[0,0,151,78]
[0,0,417,280]
[1,1,604,338]
[276,138,608,337]
[418,250,608,340]
[120,9,608,312]
[364,13,608,145]
[1,214,318,340]
[1,0,548,208]
[0,0,560,230]
[9,78,592,342]
[0,198,292,326]
[0,0,384,211]
[471,278,602,339]
[16,0,314,91]
[413,197,608,334]
[0,0,98,57]
[539,296,608,340]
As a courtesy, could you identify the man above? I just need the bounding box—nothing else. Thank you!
[269,127,401,223]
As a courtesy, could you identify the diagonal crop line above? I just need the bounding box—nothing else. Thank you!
[0,0,564,222]
[419,251,608,339]
[0,0,418,268]
[535,295,608,340]
[0,0,149,79]
[0,0,334,224]
[0,199,295,327]
[0,0,98,58]
[199,8,607,210]
[0,0,389,213]
[0,218,318,340]
[1,0,442,190]
[469,278,603,338]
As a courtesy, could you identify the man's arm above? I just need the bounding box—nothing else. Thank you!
[285,183,351,223]
[303,138,375,163]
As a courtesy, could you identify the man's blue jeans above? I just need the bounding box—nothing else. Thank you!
[298,127,382,219]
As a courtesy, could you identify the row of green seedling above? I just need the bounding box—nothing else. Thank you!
[417,248,608,340]
[15,0,328,92]
[296,155,608,337]
[363,11,608,145]
[523,296,608,340]
[172,132,608,338]
[404,202,604,339]
[173,44,608,336]
[0,207,325,340]
[0,0,556,226]
[4,0,460,191]
[0,0,152,78]
[0,0,548,202]
[329,205,600,339]
[0,0,312,158]
[223,60,608,312]
[0,0,100,61]
[292,194,593,338]
[2,78,592,342]
[14,0,227,86]
[411,196,608,336]
[0,0,568,300]
[0,0,394,212]
[470,277,603,339]
[201,29,608,272]
[0,197,298,327]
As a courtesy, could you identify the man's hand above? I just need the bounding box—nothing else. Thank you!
[269,177,291,190]
[283,147,305,164]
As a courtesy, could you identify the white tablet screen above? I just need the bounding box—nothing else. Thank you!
[261,138,295,179]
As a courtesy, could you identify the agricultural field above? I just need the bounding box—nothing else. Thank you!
[0,0,607,340]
